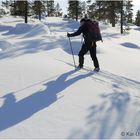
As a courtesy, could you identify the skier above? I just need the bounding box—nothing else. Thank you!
[67,18,100,72]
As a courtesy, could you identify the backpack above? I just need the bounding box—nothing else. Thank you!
[86,20,103,42]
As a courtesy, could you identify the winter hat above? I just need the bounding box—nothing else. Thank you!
[80,18,87,23]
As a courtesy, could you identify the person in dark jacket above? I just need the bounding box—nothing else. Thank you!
[67,18,100,72]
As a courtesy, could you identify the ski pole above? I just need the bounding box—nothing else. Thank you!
[68,36,76,69]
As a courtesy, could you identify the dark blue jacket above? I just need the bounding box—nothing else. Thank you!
[69,23,92,44]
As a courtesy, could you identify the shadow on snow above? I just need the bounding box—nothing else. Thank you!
[67,70,140,139]
[0,69,93,132]
[0,36,82,59]
[134,27,140,31]
[121,42,140,49]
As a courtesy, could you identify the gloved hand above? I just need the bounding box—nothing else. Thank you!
[67,33,71,37]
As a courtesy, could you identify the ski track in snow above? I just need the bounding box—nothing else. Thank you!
[0,16,140,139]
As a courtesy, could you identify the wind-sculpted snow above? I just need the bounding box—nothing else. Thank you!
[0,23,50,37]
[0,20,51,58]
[0,40,12,51]
[22,24,51,38]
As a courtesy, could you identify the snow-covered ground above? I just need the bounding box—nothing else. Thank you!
[0,16,140,139]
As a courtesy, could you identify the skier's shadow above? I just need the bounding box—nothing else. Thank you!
[0,69,93,132]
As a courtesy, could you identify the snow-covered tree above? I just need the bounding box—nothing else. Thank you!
[46,0,55,17]
[80,1,87,18]
[124,0,133,23]
[55,3,62,17]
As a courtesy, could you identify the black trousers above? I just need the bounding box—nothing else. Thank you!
[78,41,99,68]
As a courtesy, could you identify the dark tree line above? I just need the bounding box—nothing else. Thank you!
[1,0,62,23]
[67,0,135,33]
[1,0,139,28]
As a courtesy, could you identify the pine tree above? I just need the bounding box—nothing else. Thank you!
[68,0,75,20]
[10,0,29,23]
[87,2,96,19]
[103,1,121,27]
[0,1,7,15]
[55,3,62,17]
[124,0,133,23]
[80,1,87,18]
[11,0,25,16]
[1,0,10,9]
[96,1,103,21]
[46,0,55,17]
[67,0,81,21]
[87,1,121,26]
[135,10,140,26]
[32,0,45,20]
[107,1,119,27]
[10,0,16,15]
[87,1,106,20]
[87,0,125,33]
